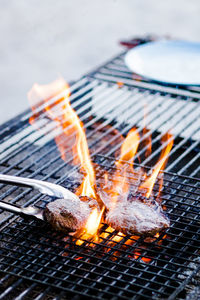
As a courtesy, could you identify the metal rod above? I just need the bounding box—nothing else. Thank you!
[0,174,79,201]
[0,201,44,220]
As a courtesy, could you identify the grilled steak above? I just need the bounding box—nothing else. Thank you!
[105,198,170,236]
[44,196,99,233]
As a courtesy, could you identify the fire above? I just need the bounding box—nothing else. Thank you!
[28,78,96,199]
[142,104,152,158]
[100,226,125,243]
[104,129,140,209]
[139,133,173,198]
[28,78,173,249]
[133,252,151,263]
[28,78,101,242]
[76,207,104,246]
[116,128,140,168]
[117,81,124,88]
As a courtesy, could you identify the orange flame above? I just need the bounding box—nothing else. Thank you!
[140,133,173,198]
[142,104,152,158]
[61,97,96,198]
[28,78,102,243]
[116,128,140,168]
[76,207,104,246]
[104,129,140,209]
[28,78,173,249]
[117,81,124,88]
[28,78,96,199]
[133,252,151,263]
[100,226,125,243]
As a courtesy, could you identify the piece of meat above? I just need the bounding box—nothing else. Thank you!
[43,196,99,233]
[105,198,169,236]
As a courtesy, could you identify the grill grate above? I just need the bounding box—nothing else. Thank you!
[0,44,200,299]
[0,166,199,299]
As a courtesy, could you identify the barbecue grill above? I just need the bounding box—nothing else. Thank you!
[0,37,200,300]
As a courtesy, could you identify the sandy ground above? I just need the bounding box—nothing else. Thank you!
[0,0,200,124]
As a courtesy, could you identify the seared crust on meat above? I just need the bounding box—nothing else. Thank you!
[44,197,98,233]
[43,193,169,236]
[105,200,169,236]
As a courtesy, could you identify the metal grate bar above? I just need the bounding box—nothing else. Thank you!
[0,78,98,159]
[0,46,200,299]
[14,283,37,300]
[0,90,198,224]
[0,81,134,163]
[34,287,53,300]
[0,77,91,149]
[0,278,24,300]
[0,230,198,276]
[0,92,195,185]
[89,52,200,98]
[1,78,198,182]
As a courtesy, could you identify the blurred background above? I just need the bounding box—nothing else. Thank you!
[0,0,200,124]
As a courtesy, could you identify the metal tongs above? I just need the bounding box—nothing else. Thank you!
[0,174,79,221]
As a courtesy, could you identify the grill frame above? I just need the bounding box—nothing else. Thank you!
[0,39,200,299]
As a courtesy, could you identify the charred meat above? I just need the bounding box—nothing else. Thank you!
[44,196,99,233]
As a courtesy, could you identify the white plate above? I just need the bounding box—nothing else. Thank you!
[124,40,200,86]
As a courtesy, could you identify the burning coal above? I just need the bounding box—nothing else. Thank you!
[28,78,173,244]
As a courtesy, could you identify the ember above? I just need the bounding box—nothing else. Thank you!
[28,78,173,243]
